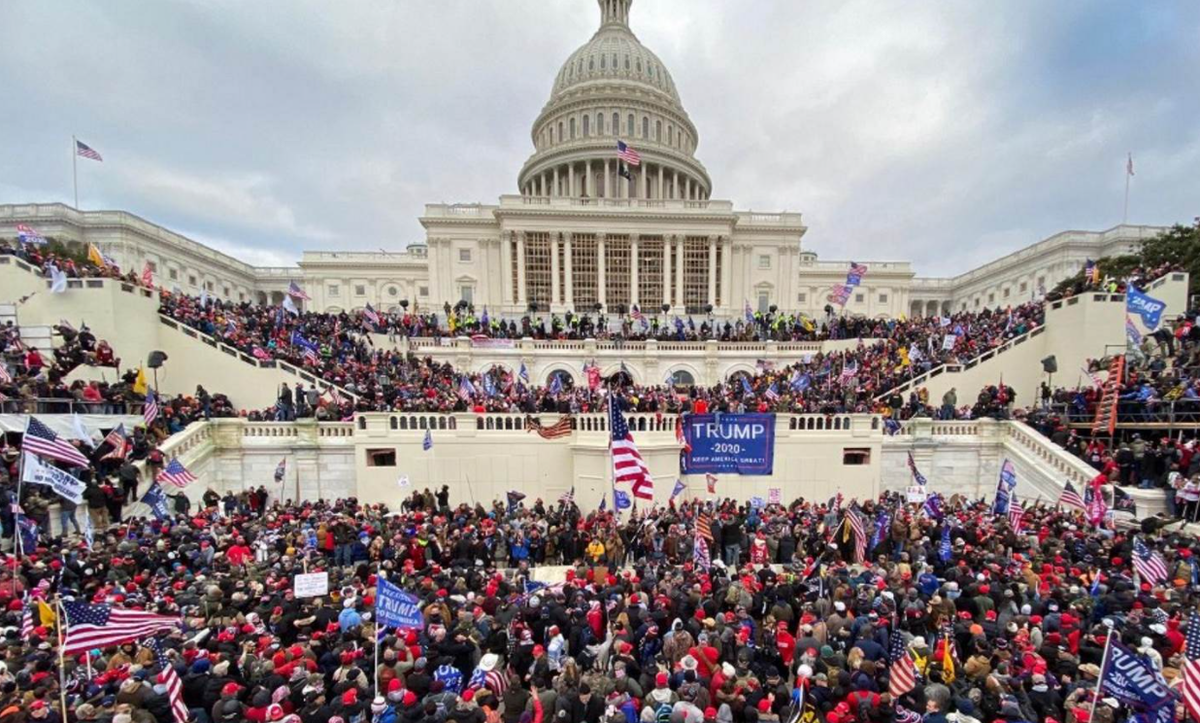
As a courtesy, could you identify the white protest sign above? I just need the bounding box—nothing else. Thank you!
[906,485,928,504]
[768,488,781,505]
[22,452,85,505]
[941,335,957,351]
[294,572,329,598]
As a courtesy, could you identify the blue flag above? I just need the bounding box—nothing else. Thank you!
[922,493,944,521]
[1126,287,1166,329]
[482,374,497,397]
[16,515,38,552]
[422,429,433,451]
[741,376,753,395]
[939,525,952,562]
[548,374,563,395]
[872,511,890,551]
[1100,641,1176,718]
[614,487,632,512]
[519,363,530,383]
[790,372,811,393]
[1090,574,1101,597]
[671,479,686,499]
[140,482,170,520]
[376,577,425,629]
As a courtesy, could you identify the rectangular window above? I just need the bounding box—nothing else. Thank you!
[459,249,472,262]
[1003,288,1010,298]
[1019,282,1027,293]
[606,236,631,309]
[223,287,230,297]
[757,292,769,313]
[239,293,246,301]
[682,237,709,308]
[355,285,366,296]
[524,232,552,307]
[637,237,663,309]
[758,255,771,269]
[1037,276,1045,288]
[188,275,197,286]
[878,293,888,303]
[460,286,473,304]
[205,281,213,291]
[147,261,158,273]
[419,286,429,297]
[855,293,864,303]
[168,269,178,280]
[988,293,995,303]
[329,284,340,296]
[572,234,598,309]
[797,293,806,303]
[366,449,396,467]
[843,448,871,465]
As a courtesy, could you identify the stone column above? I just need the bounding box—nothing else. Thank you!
[640,164,647,199]
[673,170,679,200]
[707,235,718,308]
[658,165,664,200]
[662,235,672,310]
[721,236,733,313]
[500,232,512,304]
[553,167,560,197]
[675,235,685,308]
[564,233,574,308]
[568,163,576,198]
[630,236,639,307]
[685,178,691,200]
[604,160,612,199]
[516,231,527,306]
[550,233,561,308]
[597,234,607,308]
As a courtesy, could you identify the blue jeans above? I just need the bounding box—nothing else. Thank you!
[60,508,82,535]
[335,544,354,567]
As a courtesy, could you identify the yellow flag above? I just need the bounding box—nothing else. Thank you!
[37,600,56,628]
[899,347,911,367]
[87,243,106,267]
[133,367,148,395]
[942,636,956,683]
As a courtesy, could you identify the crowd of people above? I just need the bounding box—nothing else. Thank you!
[1,464,1199,723]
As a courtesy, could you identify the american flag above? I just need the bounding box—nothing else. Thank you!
[617,140,641,166]
[849,262,869,277]
[894,705,922,723]
[61,600,180,655]
[157,459,196,488]
[1059,482,1086,511]
[287,280,310,300]
[763,383,780,402]
[907,451,927,486]
[22,416,91,468]
[467,666,509,697]
[888,629,917,698]
[15,223,46,245]
[20,596,34,639]
[705,473,716,495]
[839,360,858,384]
[527,416,572,440]
[1007,498,1025,533]
[694,534,710,570]
[1182,611,1200,723]
[0,364,11,383]
[630,306,644,322]
[100,424,127,458]
[76,139,103,161]
[146,637,189,723]
[558,487,575,505]
[141,261,154,287]
[846,506,867,562]
[610,398,653,500]
[696,510,714,541]
[362,303,381,327]
[1133,537,1169,586]
[143,388,159,426]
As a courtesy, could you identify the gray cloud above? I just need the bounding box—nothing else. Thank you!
[1,0,1196,277]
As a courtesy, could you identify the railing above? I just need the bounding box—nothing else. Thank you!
[157,315,360,402]
[495,195,736,213]
[159,421,215,463]
[1043,400,1200,428]
[0,254,43,276]
[1004,421,1097,489]
[875,326,1045,400]
[0,398,147,415]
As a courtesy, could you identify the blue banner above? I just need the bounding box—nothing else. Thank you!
[681,414,775,475]
[1101,641,1176,715]
[141,483,170,520]
[1126,287,1166,329]
[376,577,425,629]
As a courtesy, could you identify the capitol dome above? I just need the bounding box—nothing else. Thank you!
[517,0,712,202]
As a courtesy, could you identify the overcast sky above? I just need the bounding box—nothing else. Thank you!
[2,0,1197,277]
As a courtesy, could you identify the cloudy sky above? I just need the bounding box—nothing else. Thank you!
[2,0,1197,276]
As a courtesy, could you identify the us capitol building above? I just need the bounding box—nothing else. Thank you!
[0,0,1164,320]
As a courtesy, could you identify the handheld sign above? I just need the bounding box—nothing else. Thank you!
[294,572,329,598]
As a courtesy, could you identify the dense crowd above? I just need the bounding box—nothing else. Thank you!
[1,456,1199,723]
[0,321,125,414]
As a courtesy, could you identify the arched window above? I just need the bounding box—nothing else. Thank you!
[668,126,673,145]
[656,120,662,141]
[547,370,575,391]
[612,113,619,134]
[666,369,695,386]
[583,115,589,136]
[557,122,563,142]
[627,114,634,135]
[588,56,595,71]
[636,58,642,72]
[597,113,604,135]
[642,116,649,138]
[609,370,634,387]
[600,54,606,69]
[624,55,630,70]
[569,117,576,139]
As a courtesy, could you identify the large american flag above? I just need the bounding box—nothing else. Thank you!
[847,506,867,562]
[20,596,34,639]
[61,600,180,655]
[146,637,189,723]
[143,388,159,426]
[888,629,917,698]
[527,416,572,440]
[696,510,713,541]
[1007,498,1025,533]
[1058,482,1086,511]
[610,398,653,500]
[287,280,310,300]
[22,416,91,468]
[100,423,128,461]
[617,140,641,167]
[157,459,196,488]
[1182,611,1200,723]
[75,139,103,162]
[1133,537,1169,586]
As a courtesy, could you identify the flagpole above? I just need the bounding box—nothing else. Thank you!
[72,135,79,209]
[56,596,69,721]
[1087,628,1114,723]
[1122,163,1130,225]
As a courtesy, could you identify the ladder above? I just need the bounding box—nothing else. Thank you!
[1091,356,1125,436]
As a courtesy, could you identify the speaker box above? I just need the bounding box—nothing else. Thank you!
[1041,355,1058,374]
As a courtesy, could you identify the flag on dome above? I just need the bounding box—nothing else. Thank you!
[616,140,641,166]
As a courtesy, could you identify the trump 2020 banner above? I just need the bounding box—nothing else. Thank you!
[1126,287,1166,329]
[681,414,775,475]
